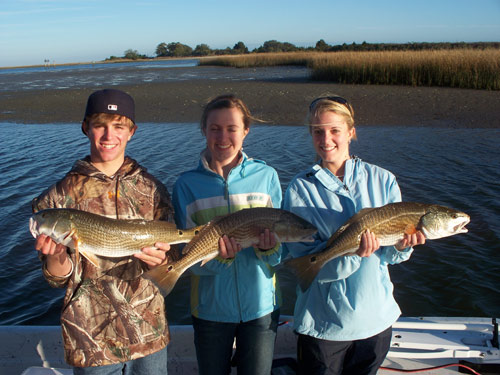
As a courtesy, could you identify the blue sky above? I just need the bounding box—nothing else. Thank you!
[1,0,499,67]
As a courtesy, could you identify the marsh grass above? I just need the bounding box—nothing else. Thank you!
[200,52,312,67]
[200,49,500,90]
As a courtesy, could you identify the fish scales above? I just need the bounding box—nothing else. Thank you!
[286,202,470,292]
[72,214,196,257]
[146,207,318,295]
[30,208,202,261]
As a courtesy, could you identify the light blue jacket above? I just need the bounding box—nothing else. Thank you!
[282,157,413,341]
[172,150,283,323]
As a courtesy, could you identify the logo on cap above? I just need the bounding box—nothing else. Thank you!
[108,104,118,111]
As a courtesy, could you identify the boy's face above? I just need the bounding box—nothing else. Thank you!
[85,116,135,169]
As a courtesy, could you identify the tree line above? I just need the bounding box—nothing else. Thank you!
[107,40,500,61]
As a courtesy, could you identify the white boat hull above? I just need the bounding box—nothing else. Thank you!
[1,317,498,375]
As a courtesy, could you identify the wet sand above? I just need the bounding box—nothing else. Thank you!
[1,72,499,127]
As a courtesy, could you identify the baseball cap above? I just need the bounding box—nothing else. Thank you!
[83,89,135,124]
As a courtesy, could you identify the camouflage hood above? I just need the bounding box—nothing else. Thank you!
[70,156,146,181]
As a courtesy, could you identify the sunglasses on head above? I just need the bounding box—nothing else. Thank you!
[309,96,351,111]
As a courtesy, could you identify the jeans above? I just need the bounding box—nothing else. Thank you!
[73,346,167,375]
[297,326,392,375]
[192,309,279,375]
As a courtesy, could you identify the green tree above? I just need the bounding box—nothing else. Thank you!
[124,49,141,60]
[256,40,299,53]
[232,41,248,54]
[155,42,168,57]
[193,43,212,56]
[167,42,193,57]
[315,39,330,51]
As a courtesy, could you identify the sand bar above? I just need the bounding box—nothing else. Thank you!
[1,67,499,127]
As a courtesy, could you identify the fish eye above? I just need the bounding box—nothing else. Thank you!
[179,230,183,236]
[194,230,200,235]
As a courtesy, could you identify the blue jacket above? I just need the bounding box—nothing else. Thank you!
[172,150,283,323]
[282,157,413,341]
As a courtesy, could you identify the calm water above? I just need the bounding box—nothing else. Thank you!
[0,122,498,326]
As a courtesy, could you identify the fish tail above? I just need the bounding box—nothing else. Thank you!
[144,263,182,296]
[285,254,324,292]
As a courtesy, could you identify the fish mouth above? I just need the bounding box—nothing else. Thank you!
[29,217,39,238]
[455,218,470,233]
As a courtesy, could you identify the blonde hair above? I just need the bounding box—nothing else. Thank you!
[308,95,357,140]
[82,113,135,135]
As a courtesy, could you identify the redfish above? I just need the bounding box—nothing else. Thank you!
[146,207,318,296]
[286,202,470,292]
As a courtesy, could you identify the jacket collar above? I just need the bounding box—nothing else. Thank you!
[307,156,359,192]
[198,149,249,177]
[71,156,143,180]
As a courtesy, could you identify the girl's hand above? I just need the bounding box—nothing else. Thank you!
[218,235,241,259]
[356,229,380,257]
[256,228,276,250]
[396,231,426,250]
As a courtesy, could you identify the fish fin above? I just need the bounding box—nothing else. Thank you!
[79,249,100,268]
[326,208,379,247]
[145,262,181,296]
[200,252,219,266]
[70,230,101,268]
[181,243,191,255]
[70,231,81,266]
[404,224,418,235]
[285,254,324,292]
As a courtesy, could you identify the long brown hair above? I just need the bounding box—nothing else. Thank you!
[200,94,254,133]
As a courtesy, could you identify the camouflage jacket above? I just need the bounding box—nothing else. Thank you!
[32,156,174,367]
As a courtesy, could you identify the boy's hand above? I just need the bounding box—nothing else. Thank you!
[35,234,67,256]
[136,242,170,267]
[35,234,72,276]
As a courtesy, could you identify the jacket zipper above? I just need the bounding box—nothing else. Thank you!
[223,171,243,322]
[115,176,120,219]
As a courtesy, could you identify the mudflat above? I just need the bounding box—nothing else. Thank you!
[1,68,499,127]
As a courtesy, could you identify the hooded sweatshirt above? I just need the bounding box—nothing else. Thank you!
[32,156,173,367]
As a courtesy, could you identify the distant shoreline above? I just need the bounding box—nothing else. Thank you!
[0,56,196,70]
[1,65,499,128]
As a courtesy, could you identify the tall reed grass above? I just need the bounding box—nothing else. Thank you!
[200,49,500,90]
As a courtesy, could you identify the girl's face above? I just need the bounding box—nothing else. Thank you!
[310,111,355,170]
[204,107,249,166]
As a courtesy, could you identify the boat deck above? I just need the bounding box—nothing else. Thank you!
[1,317,498,375]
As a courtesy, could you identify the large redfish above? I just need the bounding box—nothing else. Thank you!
[30,208,203,266]
[286,202,470,292]
[146,207,318,296]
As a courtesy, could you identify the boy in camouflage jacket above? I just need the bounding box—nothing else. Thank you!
[32,89,174,373]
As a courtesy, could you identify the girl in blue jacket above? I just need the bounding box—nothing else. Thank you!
[172,95,282,375]
[283,96,426,375]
